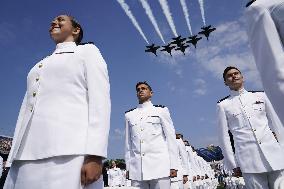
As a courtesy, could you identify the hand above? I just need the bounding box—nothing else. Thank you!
[183,175,188,184]
[170,169,178,178]
[233,167,242,177]
[81,155,103,186]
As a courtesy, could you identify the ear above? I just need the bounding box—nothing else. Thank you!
[72,27,80,36]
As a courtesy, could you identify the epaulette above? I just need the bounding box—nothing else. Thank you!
[249,90,264,93]
[154,105,166,108]
[217,95,230,103]
[246,0,256,7]
[78,42,94,45]
[125,108,136,114]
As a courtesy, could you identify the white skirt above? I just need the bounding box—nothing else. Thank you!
[3,155,103,189]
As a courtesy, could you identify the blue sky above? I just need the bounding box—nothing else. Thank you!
[0,0,262,159]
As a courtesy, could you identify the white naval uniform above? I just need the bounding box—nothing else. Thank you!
[184,145,194,189]
[217,89,284,189]
[108,167,122,187]
[171,138,190,189]
[245,0,284,127]
[125,101,178,189]
[4,42,111,189]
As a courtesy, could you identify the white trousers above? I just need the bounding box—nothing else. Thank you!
[243,169,284,189]
[132,177,170,189]
[3,155,103,189]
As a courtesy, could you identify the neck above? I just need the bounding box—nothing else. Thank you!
[139,99,151,104]
[55,37,76,44]
[229,85,243,92]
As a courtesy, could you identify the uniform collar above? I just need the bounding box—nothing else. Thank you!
[230,88,247,97]
[56,42,77,49]
[138,101,153,109]
[54,42,77,54]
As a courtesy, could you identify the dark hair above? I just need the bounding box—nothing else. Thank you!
[223,66,241,81]
[69,16,83,44]
[136,81,152,92]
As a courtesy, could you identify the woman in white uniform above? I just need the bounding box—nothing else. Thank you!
[108,161,122,187]
[4,15,111,189]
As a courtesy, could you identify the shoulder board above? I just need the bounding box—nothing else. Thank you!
[217,95,230,103]
[125,108,136,114]
[55,52,74,54]
[78,42,94,45]
[154,105,166,108]
[246,0,256,8]
[249,90,264,93]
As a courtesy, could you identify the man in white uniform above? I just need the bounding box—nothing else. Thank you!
[125,81,178,189]
[171,134,189,189]
[217,66,284,189]
[4,15,111,189]
[245,0,284,126]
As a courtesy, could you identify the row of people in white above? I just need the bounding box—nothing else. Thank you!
[124,81,220,189]
[183,141,218,189]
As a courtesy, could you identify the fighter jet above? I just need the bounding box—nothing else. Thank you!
[145,44,160,56]
[246,0,256,7]
[198,25,216,40]
[175,43,189,55]
[161,43,175,56]
[187,35,202,48]
[170,35,187,47]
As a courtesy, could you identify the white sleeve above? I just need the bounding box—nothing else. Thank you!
[108,170,112,186]
[217,103,238,170]
[264,93,284,147]
[82,44,111,158]
[245,4,284,125]
[124,117,131,171]
[7,92,28,167]
[160,107,179,170]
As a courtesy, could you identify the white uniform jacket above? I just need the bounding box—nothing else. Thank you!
[108,167,122,187]
[245,0,284,126]
[217,89,284,173]
[185,145,194,180]
[7,42,111,166]
[172,138,190,181]
[125,101,178,181]
[186,146,199,177]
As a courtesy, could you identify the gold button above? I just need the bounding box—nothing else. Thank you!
[253,128,256,132]
[33,92,36,97]
[259,141,262,144]
[39,63,43,68]
[142,153,145,156]
[36,77,39,82]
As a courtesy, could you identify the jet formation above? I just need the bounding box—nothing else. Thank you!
[145,25,216,56]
